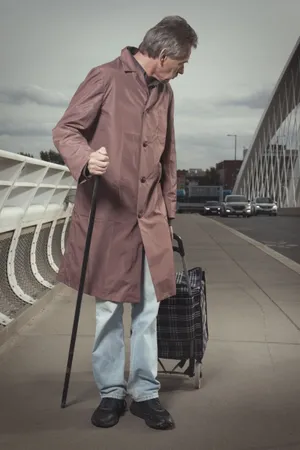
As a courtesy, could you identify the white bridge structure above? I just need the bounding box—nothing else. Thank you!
[0,150,76,328]
[234,37,300,207]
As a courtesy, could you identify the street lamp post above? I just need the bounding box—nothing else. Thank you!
[227,134,237,160]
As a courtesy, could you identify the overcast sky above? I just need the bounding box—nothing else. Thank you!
[0,0,300,169]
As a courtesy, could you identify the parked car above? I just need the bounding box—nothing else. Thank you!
[203,201,221,215]
[252,197,278,216]
[220,195,252,218]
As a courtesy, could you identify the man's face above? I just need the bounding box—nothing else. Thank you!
[155,49,191,82]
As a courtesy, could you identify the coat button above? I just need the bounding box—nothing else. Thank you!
[141,177,146,183]
[143,141,148,147]
[138,212,143,218]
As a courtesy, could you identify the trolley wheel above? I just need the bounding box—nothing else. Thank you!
[194,362,202,389]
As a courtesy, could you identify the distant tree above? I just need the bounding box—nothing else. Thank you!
[197,167,221,185]
[18,152,34,158]
[40,149,65,165]
[205,167,220,185]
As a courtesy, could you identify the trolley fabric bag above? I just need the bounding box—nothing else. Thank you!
[156,233,208,388]
[157,266,208,363]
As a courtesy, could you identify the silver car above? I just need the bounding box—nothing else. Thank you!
[220,195,252,218]
[252,197,278,216]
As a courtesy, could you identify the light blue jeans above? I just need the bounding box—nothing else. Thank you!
[92,255,160,402]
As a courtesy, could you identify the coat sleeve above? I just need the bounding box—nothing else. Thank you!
[161,90,177,220]
[52,67,106,182]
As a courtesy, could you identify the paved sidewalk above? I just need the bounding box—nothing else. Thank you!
[1,214,300,450]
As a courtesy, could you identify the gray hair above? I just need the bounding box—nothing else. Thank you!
[139,16,198,60]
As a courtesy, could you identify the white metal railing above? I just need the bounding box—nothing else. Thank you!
[0,149,76,327]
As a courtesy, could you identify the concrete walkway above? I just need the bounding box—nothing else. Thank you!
[1,214,300,450]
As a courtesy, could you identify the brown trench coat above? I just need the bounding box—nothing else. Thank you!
[52,47,177,303]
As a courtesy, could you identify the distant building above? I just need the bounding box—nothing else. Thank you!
[176,169,188,189]
[216,160,243,190]
[176,168,207,189]
[188,168,206,176]
[177,167,222,196]
[186,168,206,187]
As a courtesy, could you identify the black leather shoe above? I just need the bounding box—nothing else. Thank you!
[91,398,127,428]
[130,398,175,430]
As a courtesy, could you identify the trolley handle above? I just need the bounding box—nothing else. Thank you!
[172,233,185,257]
[172,233,192,297]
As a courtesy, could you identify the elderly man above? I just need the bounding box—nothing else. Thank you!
[52,15,198,430]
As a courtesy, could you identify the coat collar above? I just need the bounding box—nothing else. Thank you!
[120,46,140,73]
[120,46,161,89]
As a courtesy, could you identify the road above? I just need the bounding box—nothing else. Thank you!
[212,214,300,264]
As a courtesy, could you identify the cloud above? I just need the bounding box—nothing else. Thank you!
[218,88,272,110]
[1,0,300,171]
[0,120,54,137]
[0,135,54,159]
[175,98,213,117]
[175,130,253,169]
[0,86,69,108]
[175,89,273,116]
[174,88,273,122]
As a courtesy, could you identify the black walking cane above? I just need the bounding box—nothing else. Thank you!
[61,176,99,408]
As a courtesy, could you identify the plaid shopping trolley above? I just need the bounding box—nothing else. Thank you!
[157,233,208,389]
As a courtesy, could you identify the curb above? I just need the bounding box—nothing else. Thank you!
[210,218,300,276]
[278,207,300,217]
[0,283,67,351]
